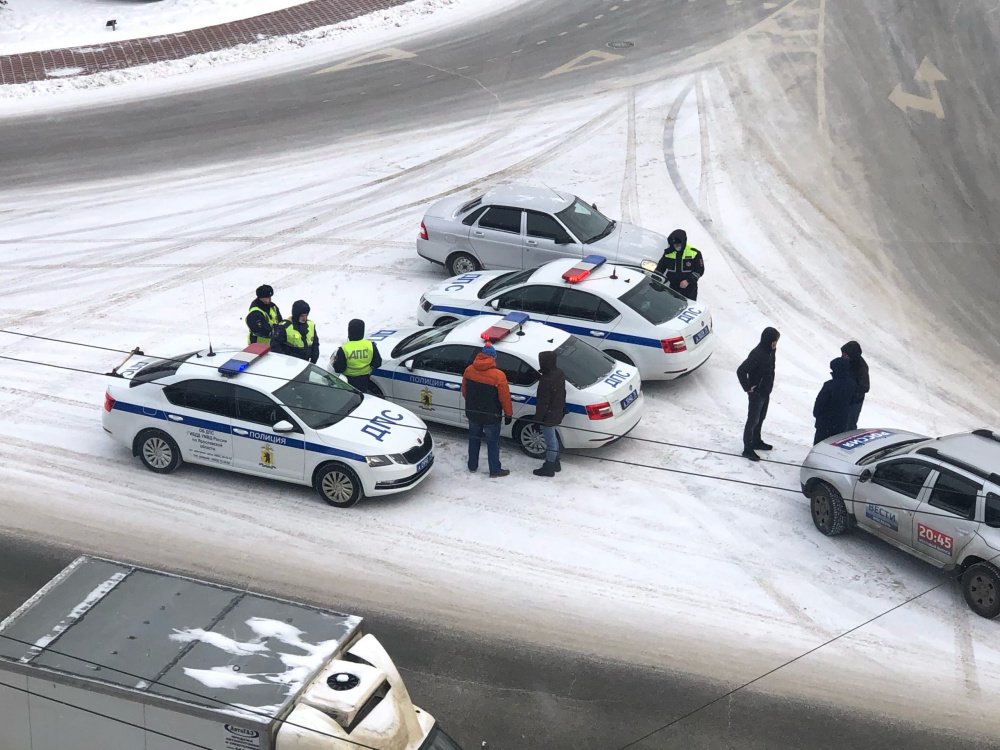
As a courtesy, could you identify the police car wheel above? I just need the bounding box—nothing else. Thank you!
[447,252,480,276]
[514,420,547,460]
[434,316,458,327]
[314,464,362,508]
[809,484,848,536]
[962,562,1000,619]
[605,350,634,366]
[135,430,181,474]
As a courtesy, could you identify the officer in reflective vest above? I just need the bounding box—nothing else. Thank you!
[246,284,281,345]
[654,228,705,301]
[333,318,383,393]
[274,300,319,363]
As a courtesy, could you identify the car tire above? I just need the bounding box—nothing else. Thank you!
[513,419,547,459]
[314,463,362,508]
[434,316,458,327]
[446,252,481,276]
[606,350,634,366]
[809,483,849,536]
[962,562,1000,618]
[135,430,182,474]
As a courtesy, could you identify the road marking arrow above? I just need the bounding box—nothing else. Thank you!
[540,49,623,79]
[312,48,417,75]
[889,56,947,118]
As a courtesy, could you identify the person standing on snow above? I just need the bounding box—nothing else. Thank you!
[332,318,382,393]
[654,228,705,301]
[246,284,281,346]
[840,340,870,430]
[531,350,566,478]
[736,327,780,461]
[273,300,319,363]
[461,343,513,479]
[813,357,857,444]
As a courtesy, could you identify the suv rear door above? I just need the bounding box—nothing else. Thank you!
[911,468,982,565]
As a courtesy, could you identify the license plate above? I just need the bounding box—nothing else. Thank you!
[416,454,433,473]
[693,326,710,344]
[620,390,638,410]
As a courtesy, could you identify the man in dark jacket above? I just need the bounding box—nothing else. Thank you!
[654,228,705,301]
[840,340,870,430]
[246,284,281,346]
[736,327,780,461]
[461,343,514,478]
[813,357,857,444]
[272,300,319,364]
[332,319,382,394]
[531,350,567,478]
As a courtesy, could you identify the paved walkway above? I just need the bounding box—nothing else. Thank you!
[0,0,409,85]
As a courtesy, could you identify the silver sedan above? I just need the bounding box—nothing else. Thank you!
[417,184,670,276]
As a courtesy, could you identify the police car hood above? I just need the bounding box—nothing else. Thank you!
[808,428,930,465]
[316,396,427,454]
[592,222,669,265]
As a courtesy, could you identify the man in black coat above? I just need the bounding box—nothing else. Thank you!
[840,340,870,430]
[654,228,705,301]
[246,284,281,346]
[531,350,567,478]
[813,357,857,444]
[736,327,780,461]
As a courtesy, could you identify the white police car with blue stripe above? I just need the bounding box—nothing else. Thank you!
[416,255,714,380]
[102,344,434,508]
[351,312,644,459]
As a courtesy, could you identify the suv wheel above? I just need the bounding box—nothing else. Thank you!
[962,562,1000,618]
[809,484,849,536]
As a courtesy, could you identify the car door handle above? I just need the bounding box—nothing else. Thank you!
[526,239,538,246]
[233,428,249,436]
[166,414,184,422]
[473,231,485,237]
[590,331,605,337]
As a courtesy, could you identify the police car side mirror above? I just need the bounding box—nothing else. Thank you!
[404,358,415,371]
[640,259,658,273]
[858,469,872,483]
[489,299,500,310]
[273,420,294,433]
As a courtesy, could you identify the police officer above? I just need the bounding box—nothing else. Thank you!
[246,284,281,346]
[332,319,382,393]
[654,229,705,301]
[273,300,319,363]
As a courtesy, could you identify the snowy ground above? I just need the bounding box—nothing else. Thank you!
[3,0,1000,741]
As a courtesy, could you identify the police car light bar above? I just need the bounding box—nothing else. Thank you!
[218,343,270,376]
[562,254,607,283]
[480,312,530,342]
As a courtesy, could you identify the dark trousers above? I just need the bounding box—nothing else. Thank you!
[670,282,698,301]
[347,373,373,393]
[468,421,501,474]
[743,392,769,451]
[846,401,863,431]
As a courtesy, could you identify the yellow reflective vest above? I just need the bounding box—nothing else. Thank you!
[341,339,374,377]
[247,304,281,345]
[280,319,316,351]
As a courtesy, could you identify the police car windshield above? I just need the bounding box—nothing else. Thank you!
[393,325,456,359]
[857,439,927,466]
[554,336,615,389]
[273,364,362,429]
[478,268,535,298]
[555,198,613,244]
[619,276,688,324]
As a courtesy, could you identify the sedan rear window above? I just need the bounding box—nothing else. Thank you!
[619,276,688,324]
[554,336,615,389]
[478,268,535,298]
[129,351,199,387]
[392,324,457,359]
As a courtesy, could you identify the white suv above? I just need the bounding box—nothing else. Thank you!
[801,428,1000,618]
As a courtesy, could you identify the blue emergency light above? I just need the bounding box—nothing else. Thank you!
[481,311,529,342]
[218,343,269,376]
[562,254,606,283]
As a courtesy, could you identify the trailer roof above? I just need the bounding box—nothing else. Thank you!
[0,557,362,721]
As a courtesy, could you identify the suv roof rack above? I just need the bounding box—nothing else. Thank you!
[916,446,1000,485]
[972,428,1000,443]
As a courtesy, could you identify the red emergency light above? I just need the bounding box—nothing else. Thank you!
[218,343,270,376]
[562,254,607,283]
[480,312,530,342]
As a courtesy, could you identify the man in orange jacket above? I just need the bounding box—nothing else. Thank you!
[461,342,513,478]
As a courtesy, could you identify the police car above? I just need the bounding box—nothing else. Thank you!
[801,427,1000,618]
[416,255,713,380]
[347,312,644,459]
[101,344,434,508]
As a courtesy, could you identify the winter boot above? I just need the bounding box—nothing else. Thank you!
[533,461,556,477]
[553,458,562,472]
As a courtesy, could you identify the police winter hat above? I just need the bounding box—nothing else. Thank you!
[256,284,274,299]
[481,343,497,358]
[291,300,310,318]
[348,318,365,341]
[667,228,687,247]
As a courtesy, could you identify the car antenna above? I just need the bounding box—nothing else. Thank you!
[201,278,216,357]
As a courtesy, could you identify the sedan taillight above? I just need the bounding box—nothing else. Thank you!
[585,402,613,420]
[661,336,687,353]
[419,220,428,241]
[104,392,116,412]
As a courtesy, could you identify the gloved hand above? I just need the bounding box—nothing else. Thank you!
[503,415,512,426]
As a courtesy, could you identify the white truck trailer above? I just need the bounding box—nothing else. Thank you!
[0,556,463,750]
